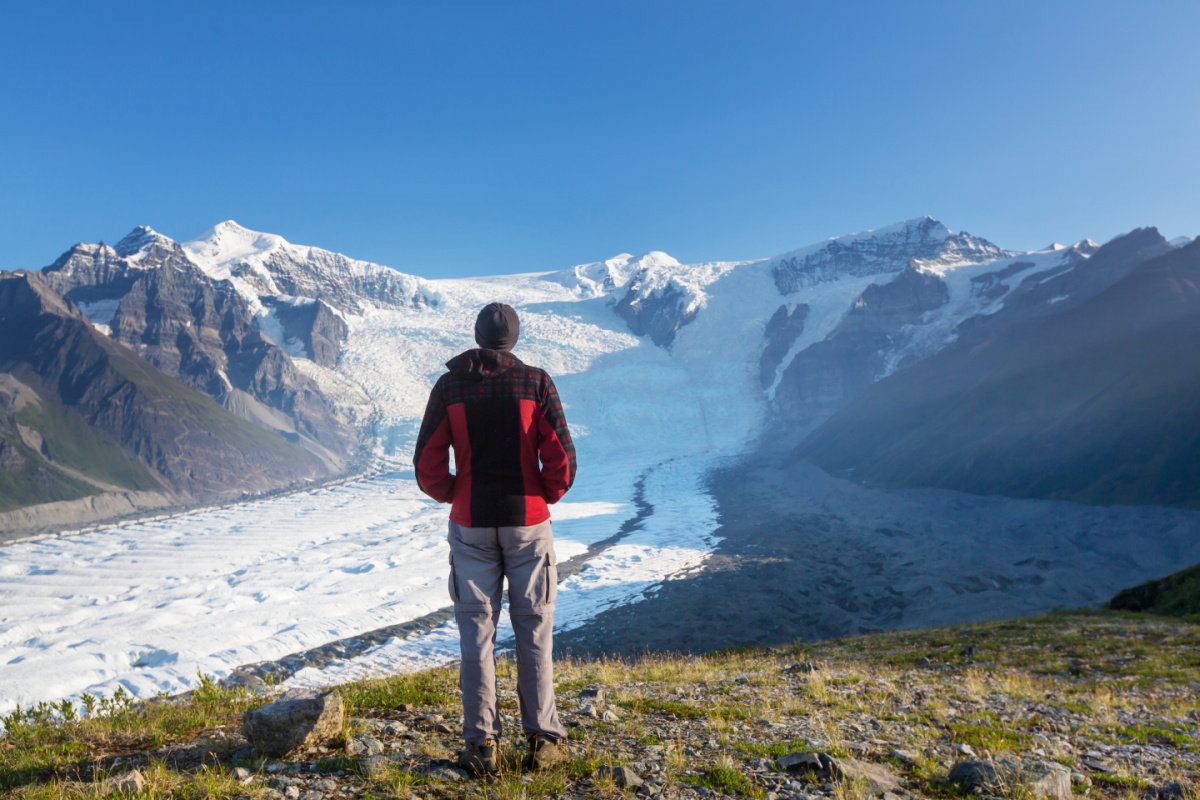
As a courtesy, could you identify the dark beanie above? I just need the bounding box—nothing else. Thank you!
[474,302,520,351]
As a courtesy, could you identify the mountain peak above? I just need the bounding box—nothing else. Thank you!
[114,226,174,258]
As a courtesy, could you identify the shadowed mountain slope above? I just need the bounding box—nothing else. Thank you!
[0,272,333,512]
[798,230,1200,508]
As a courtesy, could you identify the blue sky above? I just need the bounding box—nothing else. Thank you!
[2,1,1197,278]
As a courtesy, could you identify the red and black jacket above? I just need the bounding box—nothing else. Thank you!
[413,349,577,528]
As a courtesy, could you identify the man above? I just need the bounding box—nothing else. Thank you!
[413,302,576,776]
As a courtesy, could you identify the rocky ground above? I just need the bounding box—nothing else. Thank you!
[2,611,1197,800]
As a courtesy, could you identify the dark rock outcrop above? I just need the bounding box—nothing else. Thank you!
[759,303,808,388]
[613,272,697,348]
[774,265,949,429]
[262,296,349,368]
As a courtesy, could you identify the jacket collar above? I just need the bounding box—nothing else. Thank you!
[445,348,522,380]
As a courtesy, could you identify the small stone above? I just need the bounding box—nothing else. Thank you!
[397,703,414,712]
[102,769,146,794]
[350,717,389,733]
[1067,659,1088,676]
[602,709,621,721]
[748,757,775,771]
[596,764,644,789]
[421,714,445,726]
[954,743,977,757]
[824,757,902,795]
[314,779,339,792]
[890,749,918,766]
[284,787,301,800]
[266,761,288,773]
[916,657,932,667]
[346,734,385,757]
[435,722,455,734]
[299,793,324,800]
[384,721,408,735]
[232,767,253,781]
[785,662,819,674]
[736,675,751,684]
[359,754,403,778]
[579,686,606,701]
[427,765,469,782]
[581,703,601,718]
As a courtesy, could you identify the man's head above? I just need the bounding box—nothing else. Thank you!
[474,302,520,351]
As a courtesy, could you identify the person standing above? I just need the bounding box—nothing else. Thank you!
[413,302,576,776]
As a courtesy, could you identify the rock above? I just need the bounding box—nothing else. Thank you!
[265,761,288,773]
[299,793,324,800]
[736,675,751,684]
[313,779,339,792]
[420,714,444,726]
[748,758,775,771]
[268,778,303,789]
[953,743,977,757]
[231,767,252,781]
[824,758,902,795]
[1068,659,1088,676]
[102,769,146,794]
[602,709,621,721]
[397,703,414,712]
[284,787,300,800]
[243,689,345,758]
[889,749,918,766]
[596,765,645,789]
[351,717,388,733]
[785,662,819,674]
[384,721,408,735]
[346,733,384,757]
[579,686,606,702]
[435,722,455,734]
[581,703,602,719]
[779,752,826,771]
[427,765,470,782]
[915,657,932,667]
[948,759,1072,800]
[359,754,405,778]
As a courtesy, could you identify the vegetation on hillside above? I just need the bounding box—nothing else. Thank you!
[2,611,1197,800]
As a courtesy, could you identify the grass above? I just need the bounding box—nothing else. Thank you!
[3,611,1198,799]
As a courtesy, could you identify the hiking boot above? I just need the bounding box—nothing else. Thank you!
[457,739,499,777]
[525,734,569,770]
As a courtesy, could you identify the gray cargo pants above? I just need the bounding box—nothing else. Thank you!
[447,519,567,745]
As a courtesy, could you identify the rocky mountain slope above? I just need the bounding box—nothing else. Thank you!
[797,231,1200,508]
[0,272,335,517]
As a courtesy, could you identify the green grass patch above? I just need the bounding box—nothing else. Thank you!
[945,722,1031,752]
[340,668,457,715]
[1093,774,1151,790]
[617,699,705,719]
[683,766,763,799]
[316,756,358,773]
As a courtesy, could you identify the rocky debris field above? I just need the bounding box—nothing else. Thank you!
[2,611,1197,800]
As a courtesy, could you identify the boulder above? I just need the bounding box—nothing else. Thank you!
[242,688,344,757]
[949,759,1072,800]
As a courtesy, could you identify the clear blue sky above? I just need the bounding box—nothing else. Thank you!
[2,1,1197,278]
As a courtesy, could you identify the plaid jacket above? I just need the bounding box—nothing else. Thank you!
[413,348,577,527]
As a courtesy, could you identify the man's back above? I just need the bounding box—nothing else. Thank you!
[413,348,575,527]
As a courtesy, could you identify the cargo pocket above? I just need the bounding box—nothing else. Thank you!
[544,551,558,605]
[448,553,460,604]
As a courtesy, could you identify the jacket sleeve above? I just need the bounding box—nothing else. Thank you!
[413,376,455,503]
[536,372,577,503]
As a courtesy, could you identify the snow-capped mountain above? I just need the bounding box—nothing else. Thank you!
[770,216,1010,293]
[183,221,434,315]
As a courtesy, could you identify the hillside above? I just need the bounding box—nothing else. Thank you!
[797,231,1200,508]
[0,271,336,520]
[1111,563,1200,621]
[2,612,1196,799]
